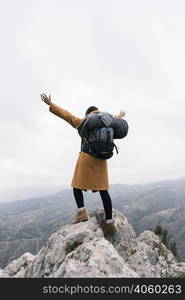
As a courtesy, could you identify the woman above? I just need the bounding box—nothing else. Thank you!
[40,93,126,235]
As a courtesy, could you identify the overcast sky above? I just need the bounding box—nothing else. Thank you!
[0,0,185,190]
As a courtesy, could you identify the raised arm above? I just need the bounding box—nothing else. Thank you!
[49,103,83,128]
[40,93,83,128]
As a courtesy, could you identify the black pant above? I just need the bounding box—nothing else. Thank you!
[73,188,112,220]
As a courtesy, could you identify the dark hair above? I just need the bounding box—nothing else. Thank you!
[85,106,98,116]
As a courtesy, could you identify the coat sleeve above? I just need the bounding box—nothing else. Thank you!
[49,103,83,128]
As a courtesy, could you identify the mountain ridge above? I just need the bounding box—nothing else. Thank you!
[1,208,185,278]
[0,178,185,268]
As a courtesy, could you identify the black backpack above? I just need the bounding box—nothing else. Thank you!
[77,112,128,160]
[81,126,118,159]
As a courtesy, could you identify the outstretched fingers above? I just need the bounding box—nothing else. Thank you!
[40,93,53,106]
[40,93,49,102]
[40,93,47,99]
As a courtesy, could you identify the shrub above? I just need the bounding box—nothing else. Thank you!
[153,225,179,260]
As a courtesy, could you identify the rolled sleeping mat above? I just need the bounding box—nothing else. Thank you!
[77,115,129,139]
[111,118,129,139]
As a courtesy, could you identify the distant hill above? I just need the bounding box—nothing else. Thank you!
[0,178,185,268]
[0,185,67,203]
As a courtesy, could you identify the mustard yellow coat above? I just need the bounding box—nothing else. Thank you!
[49,103,122,192]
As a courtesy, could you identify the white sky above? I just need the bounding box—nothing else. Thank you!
[0,0,185,189]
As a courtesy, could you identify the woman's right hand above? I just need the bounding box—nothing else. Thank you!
[40,93,53,106]
[117,109,126,118]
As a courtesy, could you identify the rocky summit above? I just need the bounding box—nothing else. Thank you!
[1,208,185,278]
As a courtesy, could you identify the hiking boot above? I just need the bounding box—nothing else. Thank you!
[72,208,88,224]
[101,220,116,235]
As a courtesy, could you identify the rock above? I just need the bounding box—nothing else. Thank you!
[90,208,137,261]
[51,238,138,278]
[24,216,103,277]
[4,209,185,278]
[5,252,35,278]
[128,230,185,278]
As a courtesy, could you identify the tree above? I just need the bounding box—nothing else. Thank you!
[161,229,168,247]
[153,225,179,260]
[170,240,179,260]
[154,225,169,248]
[154,225,163,236]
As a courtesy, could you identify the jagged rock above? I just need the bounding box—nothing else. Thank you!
[24,215,103,277]
[127,230,185,278]
[4,209,185,278]
[50,238,138,278]
[90,208,137,261]
[23,208,138,278]
[5,252,35,278]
